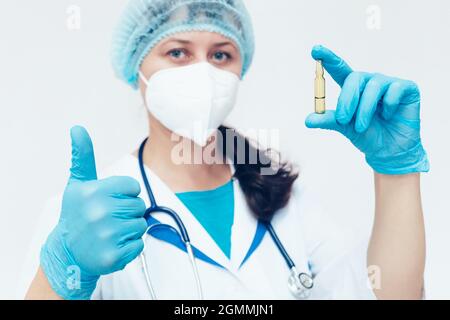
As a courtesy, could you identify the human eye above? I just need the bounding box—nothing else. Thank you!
[211,51,232,64]
[167,48,188,60]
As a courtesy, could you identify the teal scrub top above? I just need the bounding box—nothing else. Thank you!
[175,180,235,259]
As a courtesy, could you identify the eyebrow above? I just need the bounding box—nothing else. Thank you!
[213,41,237,49]
[162,38,192,45]
[161,38,237,50]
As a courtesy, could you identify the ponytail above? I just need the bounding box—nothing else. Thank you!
[218,125,299,222]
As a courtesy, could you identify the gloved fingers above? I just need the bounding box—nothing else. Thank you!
[336,72,371,125]
[355,74,391,133]
[111,197,147,219]
[69,126,98,182]
[117,218,149,243]
[305,110,349,135]
[116,239,145,270]
[311,45,353,87]
[381,80,420,120]
[99,176,142,197]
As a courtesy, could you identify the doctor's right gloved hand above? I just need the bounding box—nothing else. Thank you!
[305,45,430,175]
[40,126,147,300]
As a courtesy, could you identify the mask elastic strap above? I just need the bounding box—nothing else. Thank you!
[139,71,149,86]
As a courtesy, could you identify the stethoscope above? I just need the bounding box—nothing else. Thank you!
[138,137,314,300]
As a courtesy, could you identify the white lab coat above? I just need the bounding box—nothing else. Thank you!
[21,154,376,300]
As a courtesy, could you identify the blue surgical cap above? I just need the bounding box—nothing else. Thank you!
[112,0,255,89]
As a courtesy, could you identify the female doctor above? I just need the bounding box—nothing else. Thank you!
[26,0,429,300]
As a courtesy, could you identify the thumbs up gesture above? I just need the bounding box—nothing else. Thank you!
[40,126,147,300]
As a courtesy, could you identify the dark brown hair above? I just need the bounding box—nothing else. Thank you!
[218,125,299,222]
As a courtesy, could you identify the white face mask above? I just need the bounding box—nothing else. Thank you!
[139,62,240,147]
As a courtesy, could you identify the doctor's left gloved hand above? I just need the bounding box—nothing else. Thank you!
[305,45,430,175]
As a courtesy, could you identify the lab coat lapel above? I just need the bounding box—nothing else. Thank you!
[143,166,233,271]
[229,177,260,271]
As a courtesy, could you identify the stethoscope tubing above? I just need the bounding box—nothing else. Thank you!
[137,137,312,299]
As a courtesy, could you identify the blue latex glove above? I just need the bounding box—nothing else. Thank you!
[305,45,430,175]
[40,126,147,299]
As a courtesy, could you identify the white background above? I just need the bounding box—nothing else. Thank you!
[1,0,449,299]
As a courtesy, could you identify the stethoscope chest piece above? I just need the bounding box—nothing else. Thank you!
[288,267,313,299]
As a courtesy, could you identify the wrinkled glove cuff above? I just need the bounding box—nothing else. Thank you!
[366,142,430,175]
[40,228,99,300]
